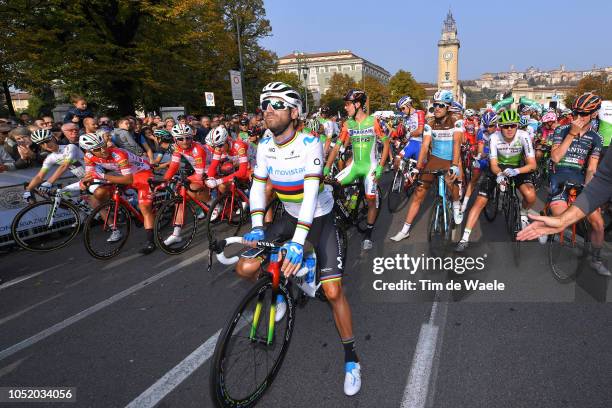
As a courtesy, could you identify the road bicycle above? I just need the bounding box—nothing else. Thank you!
[543,182,591,283]
[83,180,168,259]
[11,183,92,252]
[324,177,381,234]
[153,172,210,254]
[205,179,250,244]
[387,158,417,213]
[499,175,522,267]
[208,236,344,407]
[533,144,551,191]
[421,169,458,252]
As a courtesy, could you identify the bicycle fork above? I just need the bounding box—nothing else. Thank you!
[250,250,282,345]
[45,195,61,228]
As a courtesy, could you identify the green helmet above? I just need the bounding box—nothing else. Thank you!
[498,110,520,125]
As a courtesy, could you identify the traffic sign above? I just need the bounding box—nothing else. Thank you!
[234,99,244,107]
[205,92,215,107]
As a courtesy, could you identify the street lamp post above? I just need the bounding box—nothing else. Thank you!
[294,51,309,115]
[235,15,247,111]
[302,67,309,115]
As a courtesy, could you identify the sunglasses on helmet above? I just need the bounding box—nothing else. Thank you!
[262,99,289,111]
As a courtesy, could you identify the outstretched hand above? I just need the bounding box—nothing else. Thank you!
[516,213,564,241]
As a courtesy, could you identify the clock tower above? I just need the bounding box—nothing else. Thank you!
[437,9,460,100]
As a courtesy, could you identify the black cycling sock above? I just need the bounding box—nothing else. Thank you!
[146,229,154,243]
[342,337,359,363]
[364,223,374,240]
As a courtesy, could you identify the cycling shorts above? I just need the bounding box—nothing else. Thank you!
[401,139,421,161]
[549,170,584,205]
[130,170,154,205]
[265,211,344,283]
[335,160,378,199]
[477,169,533,199]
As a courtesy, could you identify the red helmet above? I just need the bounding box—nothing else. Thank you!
[572,92,601,113]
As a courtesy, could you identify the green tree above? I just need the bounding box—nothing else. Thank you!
[320,73,357,105]
[364,76,390,113]
[388,70,426,109]
[0,0,275,116]
[564,74,612,107]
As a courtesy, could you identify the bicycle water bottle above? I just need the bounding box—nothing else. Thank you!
[305,255,316,285]
[349,192,358,210]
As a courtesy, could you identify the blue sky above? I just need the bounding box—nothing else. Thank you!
[260,0,612,82]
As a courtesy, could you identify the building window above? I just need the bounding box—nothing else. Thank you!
[319,66,326,73]
[342,65,352,72]
[355,64,362,71]
[329,66,338,73]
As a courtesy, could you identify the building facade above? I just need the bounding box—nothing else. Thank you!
[511,79,571,109]
[277,50,391,105]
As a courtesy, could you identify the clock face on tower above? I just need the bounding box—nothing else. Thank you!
[443,51,454,61]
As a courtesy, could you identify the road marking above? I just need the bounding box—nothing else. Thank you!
[64,276,91,289]
[0,293,65,326]
[401,295,448,408]
[102,253,142,270]
[0,263,67,290]
[125,330,221,408]
[0,251,208,362]
[126,316,250,407]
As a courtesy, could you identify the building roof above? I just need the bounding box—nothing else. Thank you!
[278,50,390,76]
[10,92,30,101]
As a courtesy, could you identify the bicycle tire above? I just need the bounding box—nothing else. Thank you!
[510,196,521,267]
[154,197,199,255]
[205,191,248,243]
[11,199,80,252]
[210,276,294,408]
[387,169,406,213]
[84,200,131,259]
[427,196,452,248]
[356,185,381,233]
[483,186,498,222]
[548,221,590,283]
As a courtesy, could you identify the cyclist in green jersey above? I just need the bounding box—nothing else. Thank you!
[318,105,335,155]
[324,89,390,250]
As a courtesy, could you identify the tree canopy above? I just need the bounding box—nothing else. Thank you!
[388,70,426,109]
[0,0,276,116]
[564,74,612,107]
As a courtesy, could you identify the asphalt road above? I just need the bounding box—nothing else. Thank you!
[0,172,610,408]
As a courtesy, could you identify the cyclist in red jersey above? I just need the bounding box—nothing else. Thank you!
[79,132,156,254]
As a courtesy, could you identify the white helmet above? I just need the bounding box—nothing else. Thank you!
[206,126,228,147]
[260,82,302,110]
[170,123,192,138]
[31,128,53,144]
[464,109,476,117]
[79,132,105,150]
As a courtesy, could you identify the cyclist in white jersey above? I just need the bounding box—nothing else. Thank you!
[237,82,362,397]
[23,128,85,201]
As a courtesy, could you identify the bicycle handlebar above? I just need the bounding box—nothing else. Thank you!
[210,236,282,265]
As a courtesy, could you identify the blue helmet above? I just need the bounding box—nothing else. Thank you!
[450,101,464,113]
[396,95,413,110]
[433,89,453,105]
[519,115,530,128]
[481,111,498,127]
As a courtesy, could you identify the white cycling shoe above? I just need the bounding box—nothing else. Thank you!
[453,203,464,225]
[275,294,286,322]
[164,234,182,246]
[344,362,361,396]
[107,229,122,242]
[210,205,221,222]
[390,231,409,242]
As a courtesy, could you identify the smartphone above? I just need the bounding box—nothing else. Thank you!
[241,247,265,259]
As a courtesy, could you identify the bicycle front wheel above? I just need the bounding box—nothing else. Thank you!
[483,187,498,222]
[387,169,406,213]
[154,197,199,255]
[428,197,452,250]
[84,200,131,259]
[210,276,294,408]
[548,222,590,283]
[11,200,80,251]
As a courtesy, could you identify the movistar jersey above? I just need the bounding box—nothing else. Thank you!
[250,131,333,245]
[489,129,534,167]
[339,115,387,163]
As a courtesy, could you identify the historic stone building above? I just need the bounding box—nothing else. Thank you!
[277,50,391,105]
[475,65,612,90]
[435,10,466,107]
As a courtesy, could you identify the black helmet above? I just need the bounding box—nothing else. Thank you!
[320,105,331,115]
[343,89,367,106]
[239,118,249,126]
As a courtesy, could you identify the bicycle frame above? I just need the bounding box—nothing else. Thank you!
[250,249,282,345]
[103,186,143,230]
[215,182,249,222]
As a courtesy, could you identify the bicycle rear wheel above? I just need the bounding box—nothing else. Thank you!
[509,197,521,267]
[210,276,294,408]
[11,200,80,251]
[84,200,131,259]
[154,197,199,254]
[428,197,452,251]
